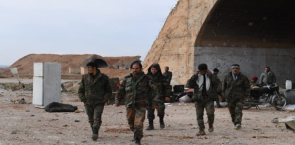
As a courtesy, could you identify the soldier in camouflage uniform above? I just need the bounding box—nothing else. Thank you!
[223,64,250,130]
[115,61,155,145]
[163,66,172,84]
[187,64,219,136]
[78,62,112,141]
[146,63,171,130]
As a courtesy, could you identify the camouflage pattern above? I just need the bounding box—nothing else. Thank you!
[115,72,155,139]
[78,70,112,105]
[78,70,112,132]
[115,72,155,108]
[259,71,276,86]
[222,72,250,100]
[84,104,104,131]
[163,71,173,84]
[126,107,146,139]
[227,98,244,124]
[187,73,219,129]
[195,101,215,129]
[223,72,250,125]
[187,73,219,102]
[147,64,172,120]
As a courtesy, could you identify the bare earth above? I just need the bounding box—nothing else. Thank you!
[0,81,294,145]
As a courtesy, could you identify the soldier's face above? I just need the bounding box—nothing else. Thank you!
[232,68,240,75]
[200,70,207,75]
[265,68,270,72]
[151,67,158,74]
[132,64,142,75]
[165,67,169,72]
[213,71,219,75]
[87,66,95,74]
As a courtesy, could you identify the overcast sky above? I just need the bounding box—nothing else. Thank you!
[0,0,178,66]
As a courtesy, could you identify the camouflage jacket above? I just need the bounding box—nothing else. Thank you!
[259,71,276,85]
[115,72,155,108]
[223,72,250,99]
[78,70,112,105]
[187,73,219,101]
[163,71,172,84]
[147,73,172,102]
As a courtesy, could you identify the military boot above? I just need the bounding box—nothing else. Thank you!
[135,138,141,145]
[91,128,99,141]
[159,117,165,129]
[196,129,206,136]
[208,123,214,132]
[146,119,154,130]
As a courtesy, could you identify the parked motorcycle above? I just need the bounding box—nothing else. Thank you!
[243,84,287,110]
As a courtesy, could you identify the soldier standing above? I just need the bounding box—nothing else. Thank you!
[146,64,171,130]
[259,67,276,86]
[213,68,223,108]
[163,66,172,84]
[115,61,155,145]
[78,62,112,141]
[223,64,250,130]
[187,64,219,136]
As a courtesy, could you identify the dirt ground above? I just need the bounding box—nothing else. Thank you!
[0,80,295,145]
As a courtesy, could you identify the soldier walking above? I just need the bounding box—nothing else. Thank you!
[115,61,155,145]
[187,64,219,136]
[78,62,112,141]
[223,64,250,130]
[146,63,171,130]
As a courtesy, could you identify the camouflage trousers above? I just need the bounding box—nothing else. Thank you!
[84,104,104,131]
[147,101,165,120]
[227,98,244,125]
[195,100,215,130]
[126,107,147,139]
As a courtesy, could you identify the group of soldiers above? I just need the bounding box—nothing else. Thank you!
[77,61,277,145]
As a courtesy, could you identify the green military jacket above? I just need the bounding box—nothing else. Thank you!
[259,71,276,85]
[115,72,155,108]
[223,72,250,99]
[163,71,172,84]
[78,70,112,105]
[147,73,172,102]
[187,73,219,102]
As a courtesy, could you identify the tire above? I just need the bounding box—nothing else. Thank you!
[273,95,287,110]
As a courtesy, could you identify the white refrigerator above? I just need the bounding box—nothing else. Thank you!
[33,63,61,108]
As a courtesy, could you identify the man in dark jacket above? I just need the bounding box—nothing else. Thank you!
[163,66,172,84]
[115,61,155,145]
[187,64,219,136]
[223,64,250,130]
[259,67,276,86]
[78,62,112,141]
[146,63,171,130]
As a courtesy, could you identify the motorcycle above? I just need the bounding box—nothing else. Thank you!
[243,84,287,110]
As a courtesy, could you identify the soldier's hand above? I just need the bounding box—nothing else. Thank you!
[115,103,120,107]
[195,71,199,76]
[165,97,170,102]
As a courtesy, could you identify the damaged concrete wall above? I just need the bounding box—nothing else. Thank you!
[143,0,218,85]
[144,0,295,85]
